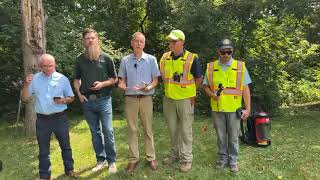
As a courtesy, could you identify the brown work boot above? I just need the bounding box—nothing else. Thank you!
[125,161,139,174]
[148,160,157,171]
[180,162,192,172]
[163,156,177,165]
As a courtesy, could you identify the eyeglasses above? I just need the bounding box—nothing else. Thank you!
[219,51,233,55]
[41,64,54,68]
[168,40,178,44]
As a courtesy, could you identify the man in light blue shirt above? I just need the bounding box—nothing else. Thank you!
[22,54,76,179]
[203,58,252,85]
[203,39,251,173]
[118,32,160,173]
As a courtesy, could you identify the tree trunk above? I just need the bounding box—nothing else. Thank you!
[21,0,46,136]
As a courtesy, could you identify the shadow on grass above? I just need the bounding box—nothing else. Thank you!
[54,165,105,180]
[66,112,127,136]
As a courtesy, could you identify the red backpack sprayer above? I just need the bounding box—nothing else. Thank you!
[238,107,271,147]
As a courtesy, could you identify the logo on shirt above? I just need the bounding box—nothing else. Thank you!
[99,58,105,63]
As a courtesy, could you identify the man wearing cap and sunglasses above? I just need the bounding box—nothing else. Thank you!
[203,39,251,173]
[160,29,202,172]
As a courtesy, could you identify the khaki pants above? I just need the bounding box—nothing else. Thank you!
[163,96,194,162]
[125,96,155,162]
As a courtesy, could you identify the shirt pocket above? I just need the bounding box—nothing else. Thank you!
[50,80,64,97]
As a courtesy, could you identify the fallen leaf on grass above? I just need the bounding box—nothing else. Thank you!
[277,175,283,179]
[200,124,208,134]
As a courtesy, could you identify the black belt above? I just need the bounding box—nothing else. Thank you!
[37,111,64,118]
[126,95,150,98]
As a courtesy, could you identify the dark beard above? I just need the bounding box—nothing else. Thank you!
[86,45,101,61]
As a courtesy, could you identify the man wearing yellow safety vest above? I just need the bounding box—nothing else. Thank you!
[160,29,202,172]
[203,39,251,173]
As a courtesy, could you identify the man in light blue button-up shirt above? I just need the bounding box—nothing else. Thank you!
[25,64,74,115]
[22,54,76,179]
[118,32,160,173]
[203,39,251,173]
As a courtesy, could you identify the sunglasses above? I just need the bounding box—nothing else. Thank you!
[219,51,233,55]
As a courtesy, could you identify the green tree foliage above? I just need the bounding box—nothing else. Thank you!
[0,0,23,118]
[246,15,319,111]
[166,0,320,114]
[44,1,131,113]
[0,0,319,118]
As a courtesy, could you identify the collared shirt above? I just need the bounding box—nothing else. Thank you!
[203,58,252,85]
[118,52,160,95]
[29,71,74,115]
[74,52,117,96]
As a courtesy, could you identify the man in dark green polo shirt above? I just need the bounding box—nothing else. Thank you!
[74,28,118,174]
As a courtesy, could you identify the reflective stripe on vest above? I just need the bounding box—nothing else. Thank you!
[160,50,197,99]
[207,60,244,95]
[160,51,195,85]
[206,60,245,112]
[160,52,170,80]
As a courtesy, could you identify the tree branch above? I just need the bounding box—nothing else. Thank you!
[139,14,148,33]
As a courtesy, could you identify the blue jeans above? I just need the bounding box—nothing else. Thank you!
[36,112,74,179]
[212,111,240,164]
[82,96,116,163]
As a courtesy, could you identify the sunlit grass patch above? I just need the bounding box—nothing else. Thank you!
[0,109,320,179]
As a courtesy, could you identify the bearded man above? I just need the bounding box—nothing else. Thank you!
[74,28,118,174]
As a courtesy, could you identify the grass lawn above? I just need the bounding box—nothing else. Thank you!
[0,107,320,180]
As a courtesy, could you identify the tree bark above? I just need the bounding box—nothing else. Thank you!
[21,0,46,136]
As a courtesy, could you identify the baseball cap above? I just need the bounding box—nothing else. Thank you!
[167,29,185,41]
[217,39,233,49]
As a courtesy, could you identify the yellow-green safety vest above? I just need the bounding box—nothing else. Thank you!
[160,50,197,99]
[206,60,245,112]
